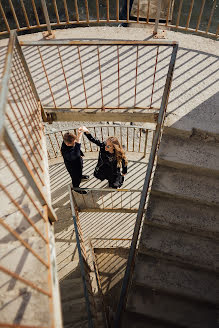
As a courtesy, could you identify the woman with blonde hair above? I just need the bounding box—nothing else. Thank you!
[80,126,128,189]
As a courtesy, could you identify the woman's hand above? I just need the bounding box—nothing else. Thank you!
[79,126,89,133]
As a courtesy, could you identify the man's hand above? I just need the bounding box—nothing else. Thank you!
[76,129,83,143]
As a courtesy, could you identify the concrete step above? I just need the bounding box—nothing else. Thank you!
[122,311,179,328]
[59,278,84,302]
[61,297,89,325]
[64,320,89,328]
[126,285,218,328]
[146,194,219,239]
[158,133,219,177]
[152,165,219,207]
[133,253,218,305]
[139,225,218,272]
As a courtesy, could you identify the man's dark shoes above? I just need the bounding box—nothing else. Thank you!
[81,175,90,181]
[75,188,88,194]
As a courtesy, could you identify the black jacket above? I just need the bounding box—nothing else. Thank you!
[84,132,127,183]
[61,141,84,183]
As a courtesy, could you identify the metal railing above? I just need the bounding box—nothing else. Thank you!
[0,0,218,38]
[69,185,97,328]
[18,40,176,124]
[0,31,60,327]
[46,125,155,160]
[113,37,178,327]
[72,187,142,213]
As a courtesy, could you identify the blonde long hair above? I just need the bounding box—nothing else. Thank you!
[107,137,128,167]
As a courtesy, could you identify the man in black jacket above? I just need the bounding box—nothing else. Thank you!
[61,130,89,194]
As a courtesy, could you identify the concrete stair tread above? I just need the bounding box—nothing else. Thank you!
[60,278,84,302]
[126,285,218,328]
[133,253,218,304]
[158,134,219,176]
[64,319,89,328]
[122,311,181,328]
[62,297,89,324]
[152,165,219,206]
[146,194,219,239]
[139,225,218,271]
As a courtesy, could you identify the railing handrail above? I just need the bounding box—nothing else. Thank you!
[113,42,178,327]
[0,0,218,39]
[69,185,94,328]
[72,187,142,193]
[45,124,154,136]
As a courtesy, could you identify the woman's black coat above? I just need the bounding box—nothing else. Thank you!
[84,132,127,188]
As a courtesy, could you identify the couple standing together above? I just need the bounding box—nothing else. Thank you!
[61,126,128,194]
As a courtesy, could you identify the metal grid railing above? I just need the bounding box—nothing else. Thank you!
[19,40,176,122]
[0,0,218,38]
[46,125,155,160]
[69,185,97,328]
[72,187,142,213]
[114,36,178,327]
[0,31,59,327]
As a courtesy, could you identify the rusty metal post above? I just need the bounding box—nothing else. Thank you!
[41,0,55,38]
[153,0,162,35]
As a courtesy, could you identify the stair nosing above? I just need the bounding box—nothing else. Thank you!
[151,189,219,208]
[132,279,217,306]
[138,248,218,274]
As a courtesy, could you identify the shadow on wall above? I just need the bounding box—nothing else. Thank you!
[167,92,219,138]
[164,45,218,135]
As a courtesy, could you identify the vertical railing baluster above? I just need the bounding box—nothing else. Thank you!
[8,0,20,30]
[134,45,139,108]
[63,0,69,23]
[97,46,104,109]
[186,0,194,29]
[74,0,79,23]
[84,0,89,23]
[0,2,10,32]
[127,0,129,23]
[146,0,150,24]
[127,127,129,151]
[57,46,72,107]
[137,0,140,23]
[106,0,109,22]
[20,0,30,28]
[37,46,56,107]
[195,0,205,32]
[139,128,142,152]
[77,46,88,108]
[144,130,148,157]
[117,46,120,108]
[165,0,171,26]
[116,0,119,22]
[96,0,99,22]
[149,46,159,108]
[176,0,183,28]
[206,0,217,34]
[52,0,60,24]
